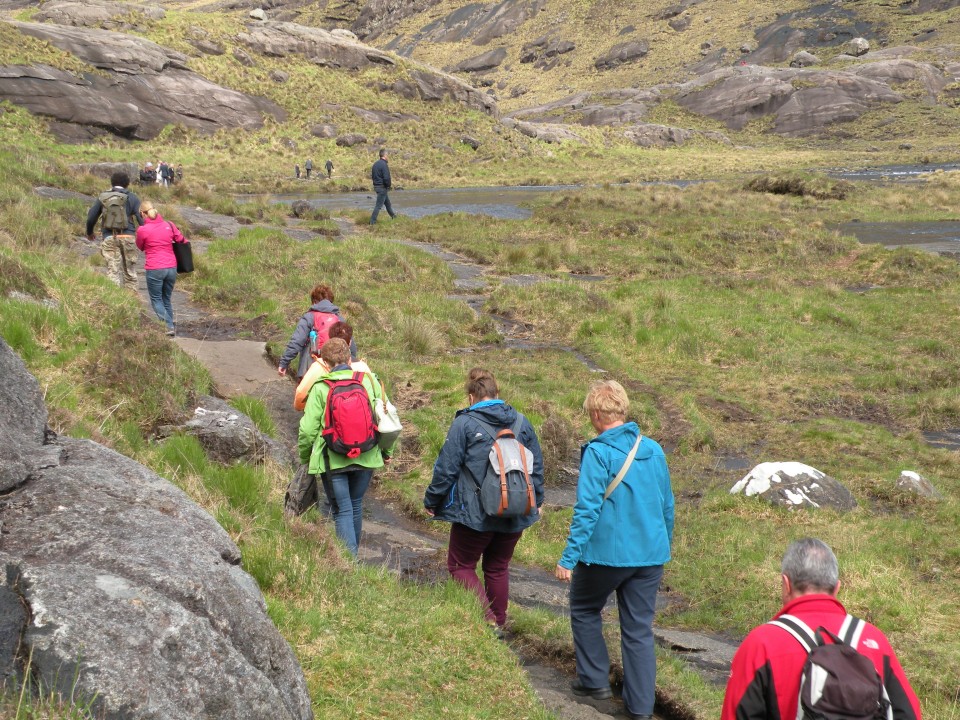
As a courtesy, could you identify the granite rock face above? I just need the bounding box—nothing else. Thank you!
[0,337,312,719]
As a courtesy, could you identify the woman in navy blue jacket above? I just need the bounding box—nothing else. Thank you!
[555,380,674,720]
[424,368,544,631]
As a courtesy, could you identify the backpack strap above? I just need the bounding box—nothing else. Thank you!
[767,614,818,654]
[839,614,865,649]
[603,435,642,500]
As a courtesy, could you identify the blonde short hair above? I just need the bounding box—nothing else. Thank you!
[583,380,629,423]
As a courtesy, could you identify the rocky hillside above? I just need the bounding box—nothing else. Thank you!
[1,0,958,173]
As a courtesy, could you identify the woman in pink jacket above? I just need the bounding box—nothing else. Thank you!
[135,201,186,337]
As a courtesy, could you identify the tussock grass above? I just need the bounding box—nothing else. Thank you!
[746,172,854,200]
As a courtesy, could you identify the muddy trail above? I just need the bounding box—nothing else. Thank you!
[66,198,736,720]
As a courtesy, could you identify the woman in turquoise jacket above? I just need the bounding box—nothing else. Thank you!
[298,339,393,556]
[555,380,674,720]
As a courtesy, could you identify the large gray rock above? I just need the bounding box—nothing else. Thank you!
[68,161,140,181]
[501,117,584,143]
[622,123,730,148]
[852,59,948,98]
[594,40,650,70]
[387,0,545,48]
[1,22,285,140]
[674,66,902,135]
[178,395,293,467]
[237,20,398,69]
[455,47,507,73]
[0,337,312,719]
[33,0,166,27]
[896,470,943,499]
[730,462,857,511]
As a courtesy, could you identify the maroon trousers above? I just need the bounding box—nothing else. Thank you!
[446,523,523,627]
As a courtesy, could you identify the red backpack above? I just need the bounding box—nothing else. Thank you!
[321,372,378,459]
[310,311,340,356]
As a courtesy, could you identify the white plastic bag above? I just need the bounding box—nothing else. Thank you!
[374,395,402,452]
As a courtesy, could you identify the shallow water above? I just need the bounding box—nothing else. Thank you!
[836,220,960,255]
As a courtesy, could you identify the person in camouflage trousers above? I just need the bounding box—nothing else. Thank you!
[86,171,143,290]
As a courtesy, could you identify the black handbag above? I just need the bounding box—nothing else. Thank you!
[172,240,193,274]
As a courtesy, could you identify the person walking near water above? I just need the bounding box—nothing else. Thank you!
[305,158,313,179]
[85,171,143,290]
[555,380,674,720]
[370,148,396,224]
[277,284,357,380]
[135,200,188,337]
[325,159,334,178]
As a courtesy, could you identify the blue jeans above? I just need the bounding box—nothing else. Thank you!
[569,563,663,716]
[145,267,177,330]
[370,187,394,223]
[322,468,373,556]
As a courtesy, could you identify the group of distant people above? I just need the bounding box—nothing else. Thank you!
[139,160,182,187]
[295,158,334,179]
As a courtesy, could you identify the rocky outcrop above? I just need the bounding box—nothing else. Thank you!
[0,337,312,719]
[350,106,420,123]
[171,395,294,467]
[674,65,902,135]
[594,40,650,71]
[336,132,368,147]
[237,20,398,69]
[0,22,285,140]
[384,0,545,52]
[33,0,165,28]
[622,123,730,148]
[730,462,857,511]
[501,117,583,143]
[455,47,508,73]
[520,36,575,66]
[353,0,444,41]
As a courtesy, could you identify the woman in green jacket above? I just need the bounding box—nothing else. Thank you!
[298,338,393,555]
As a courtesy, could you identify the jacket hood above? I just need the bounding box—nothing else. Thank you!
[588,422,653,459]
[455,401,518,428]
[310,300,340,314]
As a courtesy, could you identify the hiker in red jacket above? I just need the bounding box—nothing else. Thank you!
[721,538,921,720]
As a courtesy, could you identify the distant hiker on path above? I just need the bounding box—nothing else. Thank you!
[555,380,674,720]
[139,162,156,186]
[135,200,188,337]
[721,538,921,720]
[278,284,356,379]
[295,164,301,179]
[424,368,544,634]
[370,148,396,224]
[325,159,334,178]
[85,171,142,290]
[305,159,313,179]
[175,163,183,183]
[297,338,394,556]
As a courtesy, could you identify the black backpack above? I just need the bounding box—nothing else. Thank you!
[284,464,318,517]
[470,416,536,518]
[768,614,892,720]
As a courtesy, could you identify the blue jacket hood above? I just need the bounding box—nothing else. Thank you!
[582,422,652,460]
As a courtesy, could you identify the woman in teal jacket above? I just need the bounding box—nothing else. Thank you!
[298,339,393,556]
[555,380,674,720]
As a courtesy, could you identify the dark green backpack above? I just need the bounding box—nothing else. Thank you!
[98,190,129,234]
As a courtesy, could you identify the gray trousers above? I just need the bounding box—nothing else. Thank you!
[569,563,663,716]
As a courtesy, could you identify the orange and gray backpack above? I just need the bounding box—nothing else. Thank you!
[472,416,536,518]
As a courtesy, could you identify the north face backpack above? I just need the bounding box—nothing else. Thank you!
[321,372,378,459]
[472,416,536,518]
[768,614,892,720]
[98,190,129,234]
[309,311,340,355]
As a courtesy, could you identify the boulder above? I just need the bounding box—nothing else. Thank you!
[406,67,498,115]
[250,8,266,20]
[460,134,481,150]
[290,200,312,218]
[189,37,225,55]
[501,117,583,143]
[176,395,293,467]
[310,123,337,138]
[233,47,256,66]
[270,69,289,82]
[896,470,943,499]
[33,0,165,28]
[336,132,368,147]
[594,40,650,71]
[0,337,312,719]
[1,23,285,140]
[730,462,857,511]
[330,28,358,41]
[852,59,948,98]
[237,20,397,70]
[848,37,870,56]
[622,123,695,147]
[455,47,507,73]
[790,51,820,68]
[68,161,139,181]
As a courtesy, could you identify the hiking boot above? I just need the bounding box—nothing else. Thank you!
[570,681,612,700]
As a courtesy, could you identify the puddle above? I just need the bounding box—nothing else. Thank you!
[921,429,960,451]
[837,220,960,256]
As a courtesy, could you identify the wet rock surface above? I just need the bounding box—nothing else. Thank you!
[0,338,313,720]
